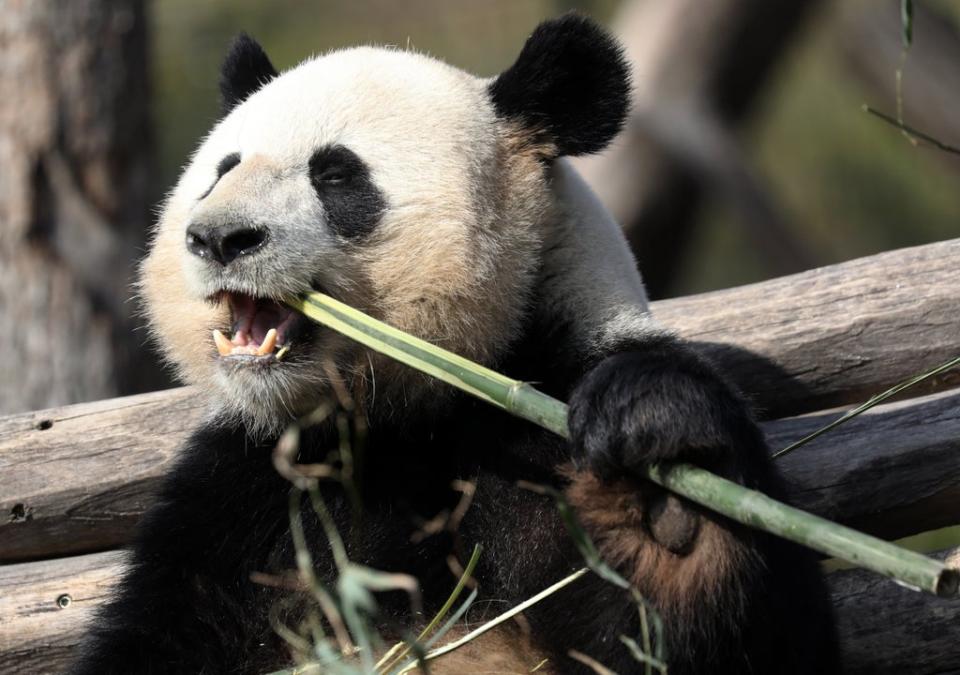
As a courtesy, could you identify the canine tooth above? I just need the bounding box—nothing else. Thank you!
[276,345,290,361]
[257,329,278,356]
[213,330,233,356]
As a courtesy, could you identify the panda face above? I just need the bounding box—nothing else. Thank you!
[140,18,629,434]
[141,46,551,432]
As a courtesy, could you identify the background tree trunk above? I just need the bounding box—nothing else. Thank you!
[573,0,823,298]
[0,0,165,414]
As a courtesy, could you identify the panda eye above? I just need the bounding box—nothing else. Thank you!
[309,146,362,188]
[312,166,348,185]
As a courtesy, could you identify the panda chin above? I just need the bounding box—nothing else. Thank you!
[211,292,308,365]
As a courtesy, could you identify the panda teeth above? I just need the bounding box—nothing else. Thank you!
[256,329,278,356]
[212,328,280,357]
[213,329,233,356]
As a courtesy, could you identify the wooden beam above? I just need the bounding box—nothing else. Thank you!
[767,387,960,540]
[0,388,200,562]
[0,550,125,674]
[2,239,959,562]
[655,238,960,418]
[830,547,960,674]
[3,548,958,674]
[1,383,958,563]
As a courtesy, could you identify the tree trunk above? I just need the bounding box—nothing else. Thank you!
[573,0,822,297]
[0,0,162,415]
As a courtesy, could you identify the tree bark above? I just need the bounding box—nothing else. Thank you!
[3,385,958,562]
[656,238,960,418]
[0,0,161,415]
[829,547,960,674]
[0,550,126,675]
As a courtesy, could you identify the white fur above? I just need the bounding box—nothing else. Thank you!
[141,46,653,433]
[545,159,657,353]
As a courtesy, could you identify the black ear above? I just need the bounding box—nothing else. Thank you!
[489,14,630,157]
[219,33,279,114]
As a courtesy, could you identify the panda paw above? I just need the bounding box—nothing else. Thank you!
[567,339,763,483]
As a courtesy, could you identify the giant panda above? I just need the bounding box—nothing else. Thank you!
[73,14,839,675]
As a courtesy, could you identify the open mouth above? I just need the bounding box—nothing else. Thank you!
[211,293,305,361]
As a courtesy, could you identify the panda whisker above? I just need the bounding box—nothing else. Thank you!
[365,352,377,403]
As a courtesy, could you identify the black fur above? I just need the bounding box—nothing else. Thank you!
[309,145,387,239]
[198,152,241,200]
[220,33,279,114]
[489,13,630,157]
[216,152,241,178]
[565,336,840,673]
[568,336,767,482]
[72,328,839,675]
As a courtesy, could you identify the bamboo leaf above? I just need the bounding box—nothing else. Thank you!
[901,0,913,48]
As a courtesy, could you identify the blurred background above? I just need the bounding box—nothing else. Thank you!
[1,0,958,413]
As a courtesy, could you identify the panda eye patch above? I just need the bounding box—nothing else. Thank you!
[216,153,241,178]
[308,145,386,239]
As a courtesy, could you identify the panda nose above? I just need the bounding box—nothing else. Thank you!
[185,222,269,265]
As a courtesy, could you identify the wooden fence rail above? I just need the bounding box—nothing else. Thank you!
[3,546,958,674]
[1,238,958,673]
[2,385,959,564]
[654,238,960,417]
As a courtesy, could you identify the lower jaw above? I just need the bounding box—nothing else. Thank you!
[212,347,284,378]
[219,353,283,369]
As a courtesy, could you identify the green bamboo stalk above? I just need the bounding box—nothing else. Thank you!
[288,293,959,598]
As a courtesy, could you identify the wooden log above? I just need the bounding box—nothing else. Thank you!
[1,239,959,562]
[1,379,958,565]
[0,388,200,562]
[0,550,126,674]
[830,547,960,674]
[2,548,958,674]
[656,238,960,418]
[767,387,960,540]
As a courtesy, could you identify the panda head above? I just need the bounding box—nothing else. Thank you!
[141,14,629,434]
